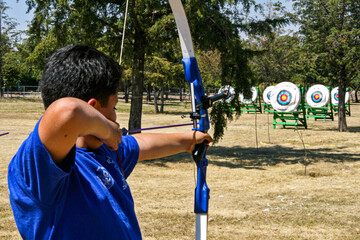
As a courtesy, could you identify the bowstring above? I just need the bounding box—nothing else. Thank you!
[119,0,130,65]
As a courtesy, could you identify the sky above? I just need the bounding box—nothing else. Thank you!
[7,0,33,32]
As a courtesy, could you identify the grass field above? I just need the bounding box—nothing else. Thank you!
[0,98,359,239]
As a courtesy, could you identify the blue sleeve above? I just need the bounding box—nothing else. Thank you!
[116,135,139,179]
[8,119,75,205]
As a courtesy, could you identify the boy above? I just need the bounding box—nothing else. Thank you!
[8,45,212,239]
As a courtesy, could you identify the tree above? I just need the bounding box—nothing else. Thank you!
[2,51,20,89]
[0,0,19,97]
[291,0,360,131]
[247,32,303,88]
[144,56,171,113]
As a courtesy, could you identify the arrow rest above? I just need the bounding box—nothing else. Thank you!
[190,91,228,163]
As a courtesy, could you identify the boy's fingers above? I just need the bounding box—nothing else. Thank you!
[205,133,214,143]
[192,131,213,144]
[102,120,123,151]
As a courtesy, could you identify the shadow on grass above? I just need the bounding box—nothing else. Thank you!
[140,144,360,169]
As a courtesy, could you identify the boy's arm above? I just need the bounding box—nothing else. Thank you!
[38,97,122,166]
[133,131,213,161]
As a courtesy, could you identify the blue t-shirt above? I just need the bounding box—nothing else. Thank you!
[8,119,141,239]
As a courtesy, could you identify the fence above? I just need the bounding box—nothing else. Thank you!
[2,86,359,104]
[3,86,41,98]
[2,86,221,101]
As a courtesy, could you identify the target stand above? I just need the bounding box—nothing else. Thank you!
[305,85,334,121]
[240,87,262,114]
[331,87,351,116]
[270,82,307,129]
[262,86,275,113]
[262,103,273,113]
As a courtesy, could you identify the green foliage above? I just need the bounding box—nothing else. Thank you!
[0,1,23,95]
[289,0,360,131]
[291,0,360,87]
[211,101,241,143]
[144,56,171,86]
[247,33,303,87]
[26,34,58,70]
[3,46,41,87]
[2,51,20,87]
[197,50,222,88]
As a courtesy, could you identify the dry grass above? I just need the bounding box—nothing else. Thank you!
[0,98,359,239]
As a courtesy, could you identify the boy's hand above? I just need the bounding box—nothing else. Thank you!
[100,120,123,151]
[133,130,213,161]
[187,131,214,153]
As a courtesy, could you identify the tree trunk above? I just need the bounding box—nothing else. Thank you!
[124,80,130,103]
[165,86,169,100]
[146,83,152,102]
[180,88,183,102]
[338,79,348,132]
[160,82,164,113]
[128,2,145,132]
[153,87,159,113]
[355,89,359,103]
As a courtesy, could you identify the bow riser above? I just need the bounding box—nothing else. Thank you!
[195,158,209,213]
[182,57,210,132]
[182,55,210,215]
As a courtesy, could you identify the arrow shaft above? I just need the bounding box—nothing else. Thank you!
[124,122,214,134]
[0,132,9,137]
[125,123,194,134]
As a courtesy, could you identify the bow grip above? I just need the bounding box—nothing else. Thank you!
[192,140,208,163]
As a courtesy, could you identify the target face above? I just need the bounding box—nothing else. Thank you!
[277,91,291,105]
[312,92,322,102]
[239,87,258,104]
[218,85,235,103]
[331,87,350,105]
[262,86,274,104]
[270,82,301,112]
[306,84,329,107]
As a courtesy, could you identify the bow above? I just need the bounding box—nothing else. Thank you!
[169,1,228,239]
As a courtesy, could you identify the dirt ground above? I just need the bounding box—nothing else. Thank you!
[0,98,359,239]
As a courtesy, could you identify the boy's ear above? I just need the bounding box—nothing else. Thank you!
[88,98,101,109]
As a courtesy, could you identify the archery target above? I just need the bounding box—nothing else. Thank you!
[270,82,301,112]
[306,84,329,108]
[262,86,275,104]
[239,87,258,104]
[218,85,235,103]
[331,87,350,105]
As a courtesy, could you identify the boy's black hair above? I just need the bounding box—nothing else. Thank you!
[40,45,121,109]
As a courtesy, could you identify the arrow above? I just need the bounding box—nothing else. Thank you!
[0,132,9,137]
[123,122,214,135]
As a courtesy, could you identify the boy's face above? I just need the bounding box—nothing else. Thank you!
[98,94,118,123]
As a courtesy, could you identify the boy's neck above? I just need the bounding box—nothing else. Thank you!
[76,135,103,150]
